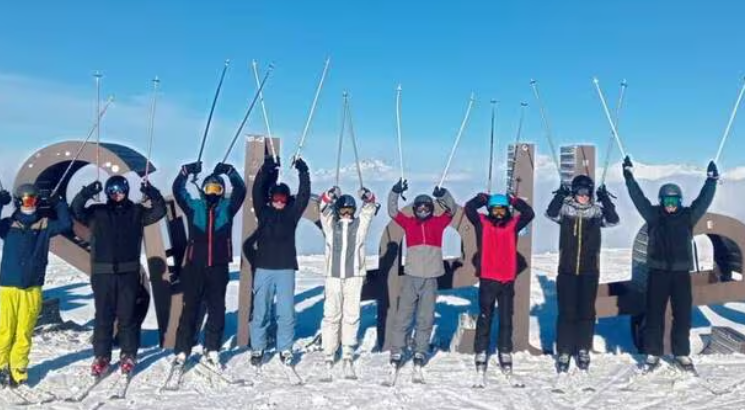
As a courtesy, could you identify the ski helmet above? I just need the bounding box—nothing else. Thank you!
[571,175,594,197]
[487,194,511,221]
[14,183,39,211]
[658,183,683,208]
[335,194,357,218]
[202,174,225,200]
[269,183,291,204]
[105,175,130,200]
[413,194,434,220]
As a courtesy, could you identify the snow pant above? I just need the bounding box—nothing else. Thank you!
[0,286,42,383]
[555,273,600,355]
[92,271,140,359]
[390,275,438,356]
[474,279,515,354]
[249,268,296,352]
[644,269,692,357]
[321,276,364,359]
[174,264,230,356]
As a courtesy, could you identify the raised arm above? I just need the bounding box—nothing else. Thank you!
[71,181,101,226]
[0,190,12,238]
[357,188,377,237]
[140,182,167,226]
[252,156,279,220]
[291,157,311,223]
[388,179,408,219]
[512,195,535,233]
[464,193,487,228]
[213,163,247,216]
[596,185,620,227]
[689,161,718,225]
[545,185,570,223]
[319,186,340,235]
[622,156,655,222]
[47,196,73,236]
[173,161,202,215]
[433,186,458,215]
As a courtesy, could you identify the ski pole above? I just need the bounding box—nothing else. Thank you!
[487,100,498,193]
[252,59,277,162]
[346,94,365,190]
[221,63,274,163]
[714,77,745,164]
[194,60,230,183]
[51,96,115,197]
[396,84,405,184]
[593,77,627,159]
[293,57,331,163]
[94,71,103,201]
[508,102,528,195]
[437,93,476,189]
[144,77,160,182]
[335,92,348,187]
[600,80,628,186]
[529,79,562,179]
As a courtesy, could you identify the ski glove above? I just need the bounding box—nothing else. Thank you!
[707,161,719,180]
[553,184,571,199]
[477,192,489,205]
[263,155,280,170]
[47,194,63,207]
[214,162,234,176]
[359,187,375,203]
[83,181,103,198]
[140,181,161,198]
[392,178,408,194]
[433,187,447,198]
[622,156,634,179]
[182,161,203,175]
[326,186,341,202]
[294,157,309,173]
[596,184,612,203]
[0,190,10,206]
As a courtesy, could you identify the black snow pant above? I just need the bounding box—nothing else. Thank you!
[556,273,600,355]
[644,269,692,357]
[474,279,515,354]
[175,264,230,356]
[92,271,141,359]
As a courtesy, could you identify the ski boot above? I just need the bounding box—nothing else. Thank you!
[475,352,488,371]
[642,355,661,374]
[202,350,224,372]
[576,349,591,372]
[674,356,696,374]
[0,367,9,388]
[120,354,137,376]
[412,352,426,368]
[91,356,111,378]
[556,354,571,374]
[389,352,404,370]
[8,370,26,389]
[280,350,295,367]
[498,352,513,375]
[250,350,264,367]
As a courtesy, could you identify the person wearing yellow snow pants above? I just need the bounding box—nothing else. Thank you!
[0,184,72,386]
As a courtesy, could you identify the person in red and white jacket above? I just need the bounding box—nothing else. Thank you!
[387,178,458,368]
[464,192,534,373]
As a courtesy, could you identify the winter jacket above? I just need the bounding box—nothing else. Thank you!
[545,194,619,275]
[0,200,72,288]
[464,195,534,282]
[71,188,167,274]
[173,168,247,268]
[248,164,311,271]
[387,189,458,278]
[319,192,376,278]
[625,173,716,272]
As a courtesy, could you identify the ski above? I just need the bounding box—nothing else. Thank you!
[319,362,334,383]
[65,366,117,403]
[342,360,357,380]
[501,371,526,388]
[109,373,133,400]
[381,363,401,387]
[195,361,252,387]
[282,363,304,386]
[159,361,187,393]
[472,365,487,389]
[577,365,637,409]
[411,364,425,384]
[550,372,571,394]
[7,385,58,406]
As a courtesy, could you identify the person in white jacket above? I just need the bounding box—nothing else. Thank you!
[319,186,377,369]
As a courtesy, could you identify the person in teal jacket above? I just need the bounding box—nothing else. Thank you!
[0,184,72,388]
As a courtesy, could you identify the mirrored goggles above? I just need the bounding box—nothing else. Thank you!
[662,196,681,208]
[106,184,127,196]
[414,204,433,218]
[203,183,224,196]
[271,193,288,204]
[574,187,591,197]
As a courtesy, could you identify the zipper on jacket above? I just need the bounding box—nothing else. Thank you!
[421,222,427,244]
[208,207,214,267]
[575,217,583,275]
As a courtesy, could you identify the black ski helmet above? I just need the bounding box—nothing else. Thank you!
[658,183,683,204]
[105,175,130,199]
[335,194,357,217]
[13,183,39,209]
[413,194,434,219]
[269,183,291,198]
[201,174,226,200]
[571,175,594,197]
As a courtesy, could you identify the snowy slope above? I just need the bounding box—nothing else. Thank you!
[8,250,745,410]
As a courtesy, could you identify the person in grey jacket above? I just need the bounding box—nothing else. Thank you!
[387,179,458,368]
[318,186,377,371]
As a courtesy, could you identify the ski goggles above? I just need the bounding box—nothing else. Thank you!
[414,203,433,219]
[662,196,681,208]
[490,206,508,218]
[203,183,224,196]
[105,183,127,196]
[19,194,39,209]
[338,206,355,217]
[271,193,288,204]
[573,187,591,197]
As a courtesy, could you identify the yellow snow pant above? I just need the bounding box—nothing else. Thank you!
[0,286,43,383]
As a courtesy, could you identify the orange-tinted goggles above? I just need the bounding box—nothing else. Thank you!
[20,194,39,208]
[203,183,224,196]
[272,193,288,204]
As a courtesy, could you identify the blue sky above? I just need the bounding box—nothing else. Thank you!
[1,1,744,186]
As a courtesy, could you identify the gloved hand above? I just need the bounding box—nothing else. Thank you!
[294,157,309,173]
[0,190,11,206]
[263,155,280,171]
[82,181,103,198]
[182,161,203,175]
[553,184,571,198]
[392,178,408,194]
[707,161,719,180]
[47,194,64,207]
[596,184,611,202]
[326,186,341,202]
[358,187,375,203]
[622,156,633,178]
[214,162,234,176]
[477,192,489,204]
[432,186,447,198]
[140,181,161,198]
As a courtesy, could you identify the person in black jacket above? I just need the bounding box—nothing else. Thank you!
[171,161,246,370]
[245,155,310,366]
[72,176,166,377]
[623,156,717,373]
[545,175,619,373]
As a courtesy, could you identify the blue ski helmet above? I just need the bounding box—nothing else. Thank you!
[487,194,509,209]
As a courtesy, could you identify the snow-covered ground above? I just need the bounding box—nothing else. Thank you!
[9,248,745,410]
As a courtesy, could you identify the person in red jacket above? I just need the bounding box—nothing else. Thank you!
[464,192,534,375]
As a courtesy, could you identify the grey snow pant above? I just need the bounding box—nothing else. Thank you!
[390,275,438,355]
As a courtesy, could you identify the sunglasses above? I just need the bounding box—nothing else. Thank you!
[271,193,288,204]
[204,183,224,196]
[20,194,39,208]
[662,196,681,208]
